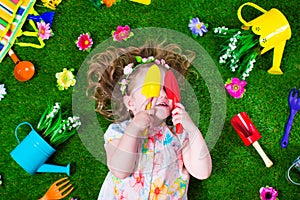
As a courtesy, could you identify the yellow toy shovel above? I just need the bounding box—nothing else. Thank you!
[141,64,161,135]
[141,64,161,110]
[130,0,151,5]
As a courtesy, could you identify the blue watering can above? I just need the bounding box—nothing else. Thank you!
[10,122,70,176]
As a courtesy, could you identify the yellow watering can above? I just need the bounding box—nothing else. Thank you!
[237,2,291,75]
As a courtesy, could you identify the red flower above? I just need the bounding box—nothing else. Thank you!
[76,33,93,51]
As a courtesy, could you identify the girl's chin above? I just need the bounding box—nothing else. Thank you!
[155,108,171,121]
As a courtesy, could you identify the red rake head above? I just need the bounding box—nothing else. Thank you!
[231,112,261,146]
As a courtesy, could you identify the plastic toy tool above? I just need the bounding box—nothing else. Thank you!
[164,70,183,134]
[10,122,70,176]
[237,2,291,75]
[27,11,55,26]
[231,112,273,168]
[129,0,151,5]
[8,49,35,82]
[141,64,161,110]
[141,64,161,135]
[281,88,300,148]
[39,177,74,200]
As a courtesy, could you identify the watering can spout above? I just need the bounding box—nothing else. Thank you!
[37,163,70,176]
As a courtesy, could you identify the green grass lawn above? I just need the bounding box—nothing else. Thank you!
[1,0,300,199]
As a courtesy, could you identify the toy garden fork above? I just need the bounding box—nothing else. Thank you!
[281,88,300,148]
[39,177,74,200]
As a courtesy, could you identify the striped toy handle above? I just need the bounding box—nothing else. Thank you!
[286,156,300,185]
[237,2,267,26]
[15,122,35,144]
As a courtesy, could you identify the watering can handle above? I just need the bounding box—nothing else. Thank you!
[237,2,267,26]
[286,156,300,185]
[15,122,35,144]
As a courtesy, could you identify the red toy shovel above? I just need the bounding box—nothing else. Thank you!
[231,112,273,168]
[164,70,183,134]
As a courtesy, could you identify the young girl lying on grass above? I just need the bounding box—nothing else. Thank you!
[87,40,212,199]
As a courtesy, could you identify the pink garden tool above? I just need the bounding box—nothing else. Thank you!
[281,88,300,148]
[164,70,183,134]
[231,112,273,168]
[39,177,74,200]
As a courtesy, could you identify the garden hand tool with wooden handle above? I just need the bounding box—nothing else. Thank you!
[231,112,273,168]
[164,70,183,134]
[141,64,161,135]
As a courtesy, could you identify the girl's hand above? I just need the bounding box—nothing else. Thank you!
[129,98,155,137]
[171,102,197,133]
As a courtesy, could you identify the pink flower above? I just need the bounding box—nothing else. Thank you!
[123,63,134,75]
[112,25,134,42]
[224,77,247,99]
[259,186,278,200]
[130,172,145,192]
[37,21,52,40]
[76,33,93,51]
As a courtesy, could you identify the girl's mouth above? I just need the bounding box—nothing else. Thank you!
[155,102,169,107]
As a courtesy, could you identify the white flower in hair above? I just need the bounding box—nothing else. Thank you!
[124,63,134,75]
[119,79,129,95]
[155,59,170,69]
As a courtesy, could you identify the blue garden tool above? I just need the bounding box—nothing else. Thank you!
[27,11,55,26]
[281,88,300,148]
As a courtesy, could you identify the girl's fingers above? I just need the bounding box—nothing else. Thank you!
[172,107,185,115]
[174,102,185,110]
[146,109,155,116]
[151,97,158,109]
[172,115,182,126]
[142,97,153,110]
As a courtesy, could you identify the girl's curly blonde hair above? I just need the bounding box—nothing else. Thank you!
[87,40,195,122]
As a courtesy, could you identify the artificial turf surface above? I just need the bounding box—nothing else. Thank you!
[0,0,300,199]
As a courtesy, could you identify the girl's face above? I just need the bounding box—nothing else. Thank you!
[124,66,171,121]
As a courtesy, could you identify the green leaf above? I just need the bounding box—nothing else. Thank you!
[136,56,142,63]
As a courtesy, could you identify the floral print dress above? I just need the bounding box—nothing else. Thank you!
[98,121,190,200]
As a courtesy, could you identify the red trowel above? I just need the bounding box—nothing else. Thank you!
[231,112,273,168]
[164,70,183,134]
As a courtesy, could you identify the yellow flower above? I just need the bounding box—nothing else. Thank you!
[113,186,119,196]
[149,178,168,200]
[169,177,187,197]
[55,68,76,90]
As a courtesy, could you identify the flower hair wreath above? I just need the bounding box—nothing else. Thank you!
[118,56,170,95]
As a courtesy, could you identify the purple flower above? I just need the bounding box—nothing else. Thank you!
[188,17,208,36]
[259,186,278,200]
[224,77,247,99]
